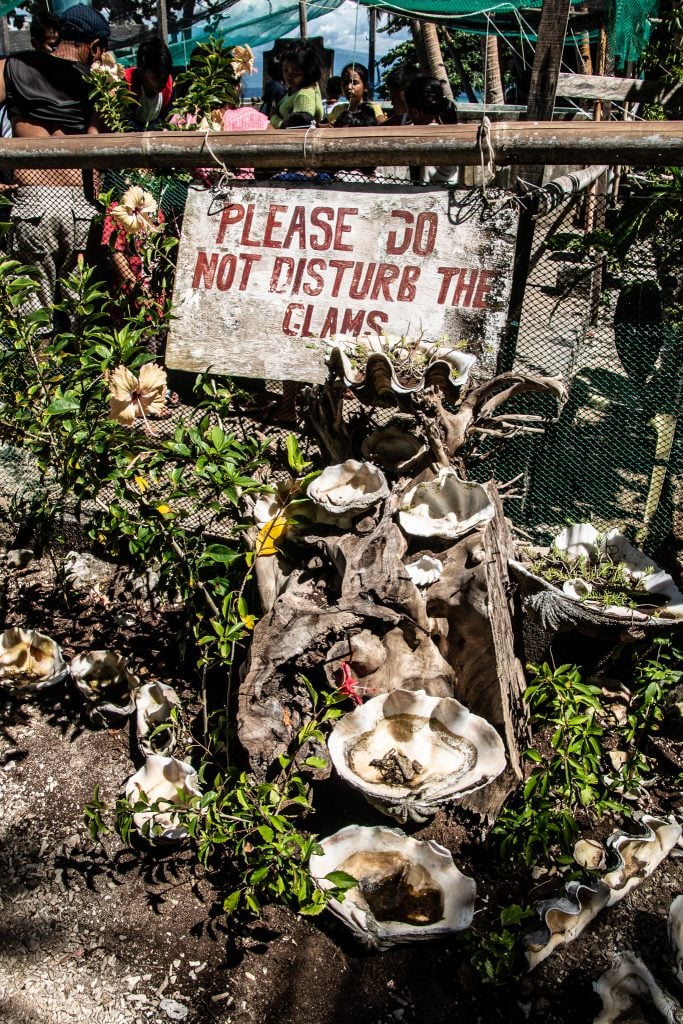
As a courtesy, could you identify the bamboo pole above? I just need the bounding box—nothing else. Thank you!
[368,7,376,99]
[298,0,308,39]
[0,16,10,55]
[1,122,681,171]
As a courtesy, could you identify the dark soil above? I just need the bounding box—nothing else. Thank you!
[1,554,682,1024]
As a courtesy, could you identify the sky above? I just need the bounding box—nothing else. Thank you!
[297,1,408,59]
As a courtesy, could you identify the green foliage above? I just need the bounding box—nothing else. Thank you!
[85,58,138,133]
[465,904,533,985]
[377,26,483,97]
[622,637,682,747]
[171,38,239,127]
[528,544,654,610]
[85,683,357,917]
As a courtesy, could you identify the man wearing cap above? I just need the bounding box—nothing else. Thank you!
[0,4,113,327]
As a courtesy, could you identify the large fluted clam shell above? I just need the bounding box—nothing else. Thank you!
[0,627,67,694]
[69,650,138,723]
[328,689,506,823]
[124,755,201,841]
[326,339,477,407]
[135,681,182,757]
[525,816,682,970]
[398,469,494,541]
[309,824,475,949]
[361,421,429,475]
[593,952,682,1024]
[307,460,389,517]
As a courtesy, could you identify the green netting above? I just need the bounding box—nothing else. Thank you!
[606,0,657,67]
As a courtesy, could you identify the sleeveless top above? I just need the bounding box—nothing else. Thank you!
[4,50,93,133]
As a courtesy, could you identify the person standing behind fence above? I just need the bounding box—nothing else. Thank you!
[404,75,460,185]
[124,38,175,129]
[269,43,323,128]
[0,4,111,330]
[30,10,60,53]
[326,62,386,125]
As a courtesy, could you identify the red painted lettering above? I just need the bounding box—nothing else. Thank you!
[413,212,438,256]
[241,204,260,246]
[385,210,413,255]
[340,308,365,334]
[320,307,339,337]
[370,264,400,301]
[291,257,308,295]
[282,302,304,335]
[452,268,480,307]
[309,207,335,251]
[215,205,244,245]
[192,251,218,289]
[270,256,295,293]
[216,254,236,290]
[283,206,307,250]
[333,208,357,251]
[366,310,389,332]
[238,253,261,290]
[436,267,463,304]
[329,260,354,297]
[263,205,287,248]
[473,270,496,308]
[397,266,420,302]
[349,262,377,301]
[303,258,326,297]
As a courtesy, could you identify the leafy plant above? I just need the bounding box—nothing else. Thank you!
[171,38,240,127]
[465,904,533,985]
[528,544,654,610]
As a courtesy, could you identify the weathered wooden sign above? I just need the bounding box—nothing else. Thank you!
[166,184,519,383]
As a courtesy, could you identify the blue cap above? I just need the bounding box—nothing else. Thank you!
[59,4,113,44]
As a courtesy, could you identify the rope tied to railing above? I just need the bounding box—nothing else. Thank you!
[477,114,495,197]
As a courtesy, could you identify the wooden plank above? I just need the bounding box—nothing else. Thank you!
[526,0,572,122]
[1,121,682,170]
[557,71,683,104]
[165,184,519,383]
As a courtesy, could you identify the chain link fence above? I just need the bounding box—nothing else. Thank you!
[1,160,681,567]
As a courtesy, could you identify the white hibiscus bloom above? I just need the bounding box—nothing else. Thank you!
[110,186,159,235]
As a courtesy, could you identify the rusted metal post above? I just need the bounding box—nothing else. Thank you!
[368,7,377,99]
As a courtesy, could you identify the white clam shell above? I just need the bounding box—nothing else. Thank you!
[309,824,476,949]
[328,689,506,823]
[0,627,67,694]
[593,952,682,1024]
[124,755,201,841]
[554,523,602,560]
[327,337,477,401]
[307,460,389,517]
[562,578,593,600]
[573,838,606,871]
[135,682,181,757]
[361,424,429,474]
[398,469,494,541]
[668,895,683,986]
[405,555,443,587]
[69,650,138,722]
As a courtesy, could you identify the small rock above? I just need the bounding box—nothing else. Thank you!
[608,750,628,771]
[5,548,33,568]
[159,997,189,1021]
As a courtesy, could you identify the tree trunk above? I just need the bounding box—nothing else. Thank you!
[422,21,454,101]
[481,33,505,104]
[410,19,429,74]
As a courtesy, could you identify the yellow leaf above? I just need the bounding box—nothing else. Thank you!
[241,614,256,630]
[134,475,148,493]
[156,503,172,515]
[256,515,287,557]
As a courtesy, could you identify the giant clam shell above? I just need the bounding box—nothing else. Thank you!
[124,755,201,841]
[513,523,683,625]
[326,339,477,407]
[593,952,683,1024]
[328,689,506,823]
[69,650,138,724]
[361,421,429,475]
[135,681,181,757]
[307,460,389,518]
[405,555,443,588]
[668,895,683,986]
[0,627,67,694]
[309,824,475,949]
[398,469,494,541]
[525,816,682,970]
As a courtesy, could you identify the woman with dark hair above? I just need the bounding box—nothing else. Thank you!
[404,75,460,184]
[269,42,323,128]
[124,38,174,129]
[260,56,286,118]
[326,61,385,124]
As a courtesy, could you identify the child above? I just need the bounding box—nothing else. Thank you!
[124,39,175,129]
[326,62,386,125]
[269,42,323,128]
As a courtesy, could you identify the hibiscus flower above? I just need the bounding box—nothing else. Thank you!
[197,109,224,132]
[91,51,127,81]
[231,44,255,77]
[110,186,158,235]
[108,363,167,425]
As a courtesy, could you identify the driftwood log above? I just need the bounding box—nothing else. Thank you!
[237,478,530,821]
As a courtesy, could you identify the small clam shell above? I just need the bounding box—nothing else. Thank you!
[398,469,494,541]
[307,461,389,518]
[124,755,201,841]
[69,651,138,723]
[309,824,476,949]
[135,681,182,757]
[361,424,429,475]
[562,578,593,600]
[405,555,443,588]
[0,627,67,694]
[573,838,606,871]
